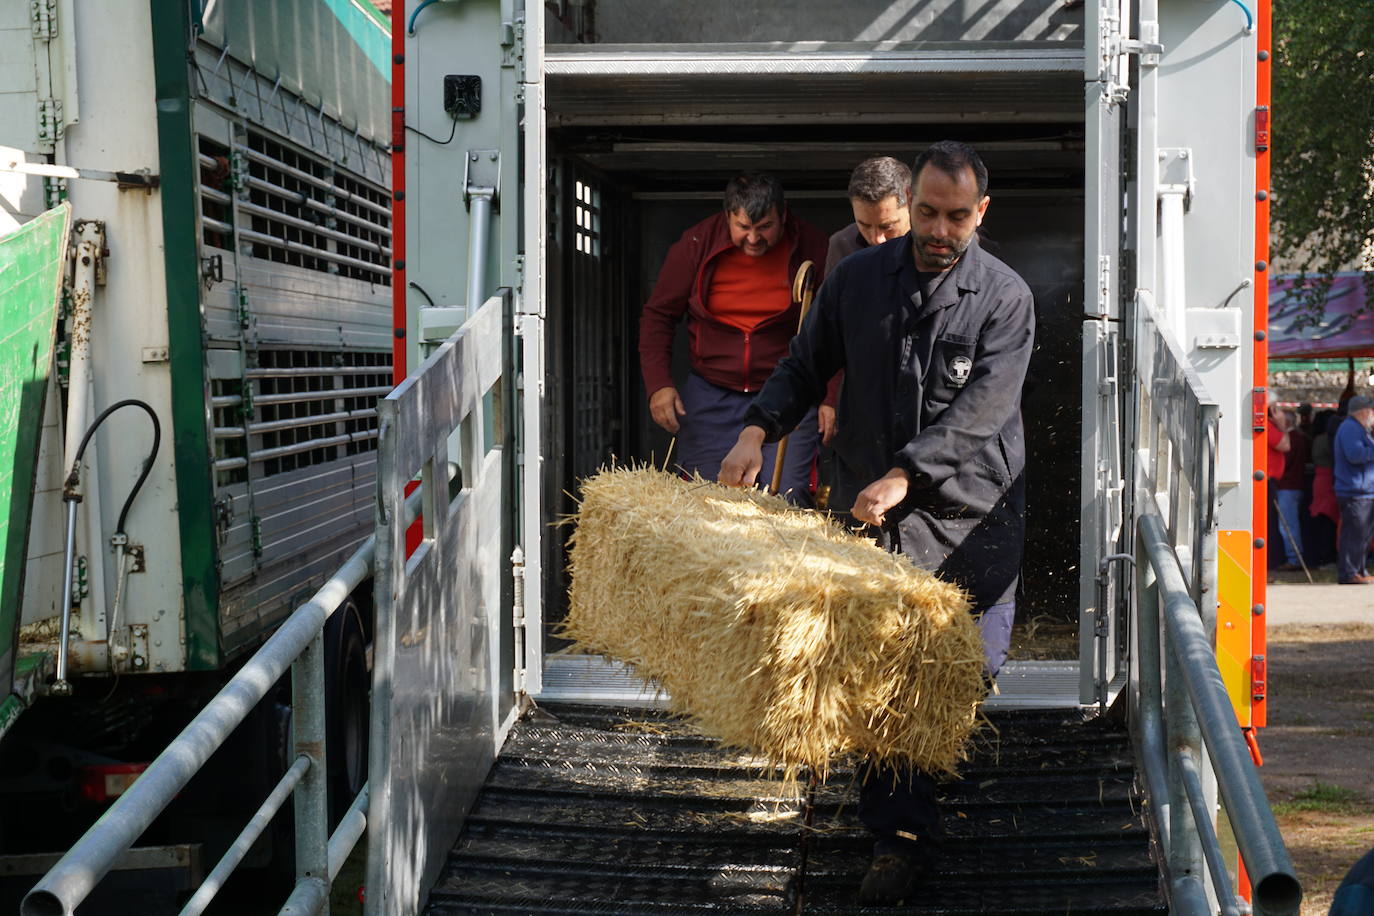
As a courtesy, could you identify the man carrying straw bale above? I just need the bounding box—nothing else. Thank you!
[721,140,1035,906]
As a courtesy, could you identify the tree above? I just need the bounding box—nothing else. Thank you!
[1272,1,1374,311]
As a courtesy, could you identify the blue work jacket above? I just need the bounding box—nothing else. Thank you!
[745,233,1035,608]
[1333,416,1374,499]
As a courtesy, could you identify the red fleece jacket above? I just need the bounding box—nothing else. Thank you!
[638,210,832,398]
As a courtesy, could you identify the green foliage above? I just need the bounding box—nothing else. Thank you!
[1272,1,1374,308]
[1272,781,1363,815]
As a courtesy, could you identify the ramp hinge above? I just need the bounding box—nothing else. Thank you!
[31,0,57,39]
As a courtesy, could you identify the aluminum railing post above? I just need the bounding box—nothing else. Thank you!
[1165,601,1207,898]
[1134,530,1170,855]
[292,628,331,914]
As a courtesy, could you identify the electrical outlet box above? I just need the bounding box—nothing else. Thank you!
[443,75,481,119]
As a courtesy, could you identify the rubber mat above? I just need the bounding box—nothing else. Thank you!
[424,705,1166,915]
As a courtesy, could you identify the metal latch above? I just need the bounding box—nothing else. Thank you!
[1251,654,1267,703]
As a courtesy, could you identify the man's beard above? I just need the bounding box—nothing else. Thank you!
[914,232,971,270]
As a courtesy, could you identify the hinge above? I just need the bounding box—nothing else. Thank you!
[229,151,248,194]
[1097,255,1111,312]
[502,16,527,96]
[511,546,527,696]
[37,98,63,145]
[1126,21,1162,68]
[214,495,235,542]
[31,0,57,39]
[43,176,67,208]
[236,285,251,329]
[239,381,255,421]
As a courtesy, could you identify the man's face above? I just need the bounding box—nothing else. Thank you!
[727,207,783,257]
[1356,407,1374,430]
[909,165,989,272]
[851,195,911,248]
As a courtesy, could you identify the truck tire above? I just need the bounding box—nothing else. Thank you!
[324,600,370,828]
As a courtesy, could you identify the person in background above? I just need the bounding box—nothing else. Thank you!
[1297,402,1314,437]
[1309,410,1341,565]
[825,156,913,275]
[1266,392,1290,573]
[637,171,830,502]
[818,156,915,447]
[1330,846,1374,915]
[1274,408,1310,571]
[1332,394,1374,584]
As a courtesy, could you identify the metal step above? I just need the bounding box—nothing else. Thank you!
[423,706,1164,915]
[537,655,1122,710]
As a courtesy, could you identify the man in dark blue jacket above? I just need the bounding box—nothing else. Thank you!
[1332,395,1374,584]
[719,141,1034,905]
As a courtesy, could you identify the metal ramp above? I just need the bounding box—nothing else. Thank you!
[421,704,1164,915]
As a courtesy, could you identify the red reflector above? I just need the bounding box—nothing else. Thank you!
[1255,106,1270,152]
[78,763,149,803]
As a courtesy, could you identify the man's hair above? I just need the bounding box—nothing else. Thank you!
[723,172,785,222]
[847,156,912,206]
[912,141,989,199]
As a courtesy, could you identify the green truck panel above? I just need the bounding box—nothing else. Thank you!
[0,202,70,732]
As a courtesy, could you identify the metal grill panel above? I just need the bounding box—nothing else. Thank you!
[425,706,1165,915]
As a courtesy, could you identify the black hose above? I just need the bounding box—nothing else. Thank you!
[65,399,162,536]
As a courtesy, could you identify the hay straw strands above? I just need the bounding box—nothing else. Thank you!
[562,467,988,782]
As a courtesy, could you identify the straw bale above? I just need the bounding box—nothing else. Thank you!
[562,467,988,780]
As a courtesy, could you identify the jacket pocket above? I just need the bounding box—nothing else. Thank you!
[927,333,977,404]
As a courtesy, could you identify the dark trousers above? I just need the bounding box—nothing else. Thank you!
[677,372,819,504]
[857,599,1016,852]
[1336,496,1374,582]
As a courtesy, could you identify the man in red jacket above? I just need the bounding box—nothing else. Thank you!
[638,172,830,502]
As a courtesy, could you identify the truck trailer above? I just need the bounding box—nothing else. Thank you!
[0,0,391,899]
[17,0,1303,914]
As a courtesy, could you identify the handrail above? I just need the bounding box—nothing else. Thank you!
[21,487,425,916]
[1137,511,1301,916]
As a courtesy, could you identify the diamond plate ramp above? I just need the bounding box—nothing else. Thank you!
[423,706,1165,915]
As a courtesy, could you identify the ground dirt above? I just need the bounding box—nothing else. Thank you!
[1259,622,1374,915]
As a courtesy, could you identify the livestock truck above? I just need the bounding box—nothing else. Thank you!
[0,0,391,903]
[15,0,1303,914]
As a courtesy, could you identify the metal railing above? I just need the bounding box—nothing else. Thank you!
[20,488,421,916]
[1128,291,1301,916]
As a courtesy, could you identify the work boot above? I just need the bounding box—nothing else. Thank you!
[858,845,933,906]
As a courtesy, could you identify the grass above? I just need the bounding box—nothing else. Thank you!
[1272,781,1364,816]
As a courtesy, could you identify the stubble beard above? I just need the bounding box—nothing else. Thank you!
[914,233,970,271]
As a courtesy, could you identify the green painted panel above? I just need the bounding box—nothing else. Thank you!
[152,0,221,671]
[0,202,69,700]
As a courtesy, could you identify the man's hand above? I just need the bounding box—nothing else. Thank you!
[719,426,766,487]
[851,467,911,526]
[817,405,837,445]
[649,386,686,433]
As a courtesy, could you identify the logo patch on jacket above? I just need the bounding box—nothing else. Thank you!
[948,355,973,387]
